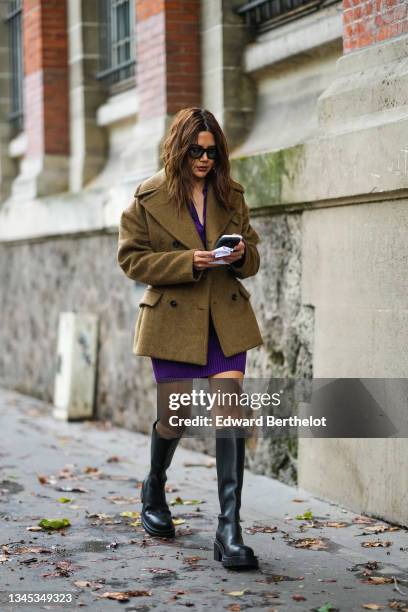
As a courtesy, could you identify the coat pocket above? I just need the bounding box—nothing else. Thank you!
[237,283,251,300]
[139,288,163,307]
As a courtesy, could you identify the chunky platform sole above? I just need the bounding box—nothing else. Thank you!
[213,540,259,569]
[141,512,175,538]
[140,488,175,538]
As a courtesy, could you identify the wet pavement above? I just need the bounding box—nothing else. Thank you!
[1,387,408,612]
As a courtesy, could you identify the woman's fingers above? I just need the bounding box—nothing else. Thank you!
[193,249,216,269]
[194,243,246,268]
[222,240,245,263]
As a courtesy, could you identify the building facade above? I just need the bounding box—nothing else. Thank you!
[0,0,407,524]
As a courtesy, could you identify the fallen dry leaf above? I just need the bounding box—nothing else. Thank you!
[227,590,249,597]
[183,556,206,565]
[361,576,393,585]
[58,466,76,479]
[292,594,307,601]
[293,538,329,550]
[362,604,385,610]
[120,511,140,519]
[172,518,186,525]
[324,521,349,528]
[170,496,204,506]
[99,590,152,601]
[388,600,408,611]
[361,525,400,535]
[54,561,76,576]
[245,525,278,534]
[99,592,129,601]
[228,605,241,611]
[10,546,51,555]
[353,516,376,525]
[83,466,99,474]
[361,541,392,548]
[256,574,302,584]
[73,580,105,590]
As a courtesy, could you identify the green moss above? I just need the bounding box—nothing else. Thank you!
[231,145,305,208]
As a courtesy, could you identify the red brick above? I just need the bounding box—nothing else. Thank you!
[22,0,69,156]
[136,0,200,119]
[343,0,407,50]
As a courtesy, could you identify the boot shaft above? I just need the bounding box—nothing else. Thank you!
[215,428,246,520]
[149,419,180,477]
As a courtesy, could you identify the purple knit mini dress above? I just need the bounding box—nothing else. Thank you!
[151,182,246,383]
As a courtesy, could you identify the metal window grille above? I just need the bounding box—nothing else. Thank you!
[5,0,24,132]
[237,0,339,33]
[96,0,136,90]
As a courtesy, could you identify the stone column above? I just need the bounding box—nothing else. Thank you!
[201,0,255,152]
[13,0,70,198]
[67,0,107,193]
[0,2,17,201]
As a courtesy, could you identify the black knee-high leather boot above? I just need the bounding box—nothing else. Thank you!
[140,419,180,538]
[214,428,259,569]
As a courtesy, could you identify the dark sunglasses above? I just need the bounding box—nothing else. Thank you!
[188,144,217,160]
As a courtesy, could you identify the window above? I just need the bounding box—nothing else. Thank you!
[237,0,339,33]
[5,0,24,132]
[97,0,136,92]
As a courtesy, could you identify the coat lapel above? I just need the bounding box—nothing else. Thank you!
[139,177,236,251]
[204,181,235,249]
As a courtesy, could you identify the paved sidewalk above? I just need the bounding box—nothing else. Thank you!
[1,388,408,612]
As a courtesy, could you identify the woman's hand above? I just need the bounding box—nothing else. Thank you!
[193,249,217,270]
[222,240,245,264]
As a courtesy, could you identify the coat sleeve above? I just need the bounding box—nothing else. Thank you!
[229,193,261,279]
[117,195,203,286]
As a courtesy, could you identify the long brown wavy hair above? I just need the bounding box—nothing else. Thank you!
[161,108,233,214]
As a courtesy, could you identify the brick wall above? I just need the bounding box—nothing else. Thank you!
[136,0,201,120]
[23,0,69,156]
[343,0,408,53]
[165,1,201,114]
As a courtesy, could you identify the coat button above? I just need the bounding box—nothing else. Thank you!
[172,240,180,248]
[170,300,178,307]
[231,293,238,301]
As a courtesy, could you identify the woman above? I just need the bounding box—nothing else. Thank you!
[117,108,263,569]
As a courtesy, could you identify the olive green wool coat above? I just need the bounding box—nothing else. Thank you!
[117,168,263,365]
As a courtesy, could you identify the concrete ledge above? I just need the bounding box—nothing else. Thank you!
[96,87,139,127]
[244,2,342,75]
[8,131,27,159]
[0,187,116,243]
